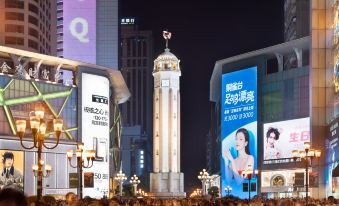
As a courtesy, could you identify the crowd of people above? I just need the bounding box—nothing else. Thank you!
[0,188,339,206]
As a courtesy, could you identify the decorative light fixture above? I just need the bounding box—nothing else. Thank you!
[66,142,96,199]
[291,142,321,205]
[15,104,63,205]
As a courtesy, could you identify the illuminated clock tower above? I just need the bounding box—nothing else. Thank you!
[150,31,185,198]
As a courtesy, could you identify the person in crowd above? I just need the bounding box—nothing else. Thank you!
[65,192,78,206]
[0,188,27,206]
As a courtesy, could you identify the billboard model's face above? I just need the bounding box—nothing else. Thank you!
[4,158,13,168]
[235,131,248,151]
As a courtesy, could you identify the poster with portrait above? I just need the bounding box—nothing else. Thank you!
[0,150,24,192]
[263,117,310,161]
[221,66,258,198]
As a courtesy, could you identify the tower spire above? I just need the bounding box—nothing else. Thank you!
[163,30,172,49]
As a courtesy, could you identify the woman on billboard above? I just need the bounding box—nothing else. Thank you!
[264,127,282,160]
[224,128,254,185]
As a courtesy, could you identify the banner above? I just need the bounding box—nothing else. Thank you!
[263,117,310,161]
[81,73,110,198]
[63,0,96,63]
[0,150,24,192]
[221,66,258,198]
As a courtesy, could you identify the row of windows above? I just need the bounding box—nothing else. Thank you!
[5,36,47,52]
[5,12,24,21]
[5,36,24,45]
[5,24,24,34]
[5,0,24,9]
[125,59,148,67]
[126,39,148,57]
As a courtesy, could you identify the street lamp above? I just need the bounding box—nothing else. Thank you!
[66,142,96,199]
[114,169,127,197]
[224,186,232,196]
[15,105,63,205]
[198,169,210,196]
[242,166,258,202]
[292,142,321,206]
[129,174,140,196]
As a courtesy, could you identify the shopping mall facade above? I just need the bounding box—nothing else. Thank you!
[0,46,130,198]
[208,1,339,199]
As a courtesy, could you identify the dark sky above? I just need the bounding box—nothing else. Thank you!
[121,0,285,192]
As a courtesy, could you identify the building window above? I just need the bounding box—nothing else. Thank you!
[29,16,39,26]
[5,0,24,9]
[5,37,24,45]
[5,12,24,21]
[28,39,38,50]
[29,4,39,15]
[5,24,24,34]
[29,28,39,38]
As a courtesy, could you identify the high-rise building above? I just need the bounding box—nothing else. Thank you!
[284,0,310,42]
[120,18,153,182]
[0,0,56,55]
[56,0,119,69]
[284,0,310,69]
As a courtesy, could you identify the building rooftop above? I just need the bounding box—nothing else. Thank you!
[0,45,130,104]
[210,36,310,102]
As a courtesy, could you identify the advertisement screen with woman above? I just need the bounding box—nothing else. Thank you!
[263,118,310,161]
[221,66,258,198]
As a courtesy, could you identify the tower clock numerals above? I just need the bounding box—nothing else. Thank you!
[161,79,170,87]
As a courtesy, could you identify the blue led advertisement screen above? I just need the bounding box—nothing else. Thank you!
[221,66,258,198]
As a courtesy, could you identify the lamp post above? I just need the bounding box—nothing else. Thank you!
[198,169,210,196]
[114,169,127,197]
[292,142,321,206]
[129,174,140,196]
[242,167,258,202]
[15,106,63,206]
[225,186,232,196]
[66,143,96,199]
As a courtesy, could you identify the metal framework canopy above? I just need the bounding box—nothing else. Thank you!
[0,45,130,104]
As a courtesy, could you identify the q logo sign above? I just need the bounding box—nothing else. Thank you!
[69,17,89,43]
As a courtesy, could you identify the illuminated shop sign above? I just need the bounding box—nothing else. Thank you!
[81,73,110,198]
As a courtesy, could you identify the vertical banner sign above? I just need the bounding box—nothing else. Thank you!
[221,66,258,198]
[82,73,109,198]
[63,0,96,63]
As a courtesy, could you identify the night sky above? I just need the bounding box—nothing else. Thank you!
[121,0,285,192]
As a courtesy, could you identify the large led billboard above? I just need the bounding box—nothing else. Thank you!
[63,0,96,63]
[221,66,258,198]
[263,117,310,161]
[326,116,339,198]
[81,73,110,198]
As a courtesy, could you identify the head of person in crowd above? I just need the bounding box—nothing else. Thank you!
[0,188,27,206]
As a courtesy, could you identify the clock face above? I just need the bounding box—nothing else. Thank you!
[161,79,170,87]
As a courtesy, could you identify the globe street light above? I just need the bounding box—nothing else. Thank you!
[292,142,321,206]
[129,174,141,196]
[198,169,210,196]
[242,166,258,202]
[225,186,232,196]
[66,142,96,199]
[114,169,127,197]
[15,105,63,206]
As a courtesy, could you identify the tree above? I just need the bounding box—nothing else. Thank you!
[207,186,219,199]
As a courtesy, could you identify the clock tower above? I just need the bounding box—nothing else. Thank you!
[150,31,185,198]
